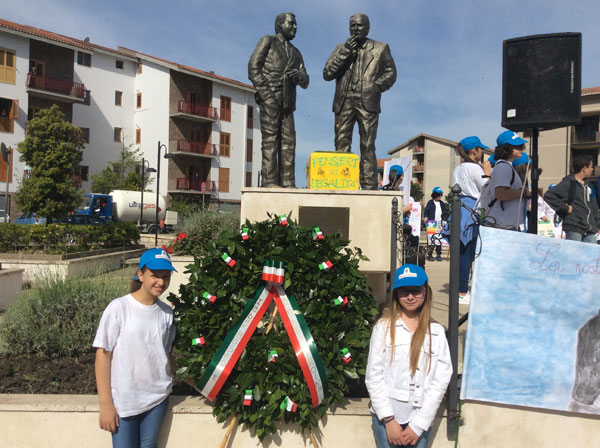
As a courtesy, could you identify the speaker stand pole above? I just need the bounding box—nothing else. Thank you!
[528,128,539,234]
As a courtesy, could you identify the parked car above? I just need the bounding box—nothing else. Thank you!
[0,209,9,223]
[57,214,107,225]
[14,212,46,224]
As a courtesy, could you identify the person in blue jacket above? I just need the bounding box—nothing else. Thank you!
[423,187,447,261]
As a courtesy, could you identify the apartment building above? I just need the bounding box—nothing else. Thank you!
[0,18,261,218]
[523,87,600,189]
[387,133,461,199]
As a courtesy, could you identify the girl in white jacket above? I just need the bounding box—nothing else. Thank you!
[366,264,452,447]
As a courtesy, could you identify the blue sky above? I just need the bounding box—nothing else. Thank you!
[4,0,600,186]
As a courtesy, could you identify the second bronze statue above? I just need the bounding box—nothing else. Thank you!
[248,12,309,188]
[323,14,397,190]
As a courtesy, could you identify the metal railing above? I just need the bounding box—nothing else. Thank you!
[177,100,219,120]
[571,128,600,145]
[175,177,217,192]
[176,140,218,156]
[26,73,85,98]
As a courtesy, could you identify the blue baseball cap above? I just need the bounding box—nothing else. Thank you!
[497,130,527,147]
[548,183,556,189]
[390,164,403,176]
[512,153,530,167]
[459,136,489,151]
[432,187,443,194]
[488,154,496,167]
[392,264,428,290]
[138,248,177,272]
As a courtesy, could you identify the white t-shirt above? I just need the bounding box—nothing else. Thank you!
[93,294,176,417]
[481,160,524,229]
[452,162,487,199]
[434,201,443,222]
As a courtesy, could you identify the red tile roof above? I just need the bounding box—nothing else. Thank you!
[582,86,600,96]
[377,158,390,168]
[0,18,254,90]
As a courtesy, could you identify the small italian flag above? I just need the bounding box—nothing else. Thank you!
[262,260,285,284]
[241,227,249,241]
[243,389,253,406]
[280,396,297,413]
[341,348,352,363]
[333,296,348,307]
[268,350,278,363]
[278,214,288,226]
[312,227,324,241]
[319,260,333,271]
[203,291,217,304]
[221,252,236,268]
[192,336,205,346]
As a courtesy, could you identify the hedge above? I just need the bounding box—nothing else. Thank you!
[0,222,140,254]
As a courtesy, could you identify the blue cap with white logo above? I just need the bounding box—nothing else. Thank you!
[138,248,177,272]
[512,153,530,167]
[432,187,443,194]
[497,130,527,147]
[459,136,489,151]
[392,264,428,290]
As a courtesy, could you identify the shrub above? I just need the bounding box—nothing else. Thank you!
[0,222,139,254]
[167,210,239,256]
[0,274,129,357]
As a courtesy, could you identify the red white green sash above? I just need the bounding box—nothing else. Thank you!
[197,285,328,407]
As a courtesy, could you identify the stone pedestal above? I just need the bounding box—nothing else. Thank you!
[240,188,403,304]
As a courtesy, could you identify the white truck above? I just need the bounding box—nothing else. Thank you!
[76,190,178,233]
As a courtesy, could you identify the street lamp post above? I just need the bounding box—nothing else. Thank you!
[156,141,176,247]
[139,157,156,231]
[0,143,10,223]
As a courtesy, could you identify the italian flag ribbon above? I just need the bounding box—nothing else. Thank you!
[262,260,285,284]
[197,284,328,408]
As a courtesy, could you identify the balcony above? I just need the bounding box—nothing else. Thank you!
[174,139,218,158]
[170,100,219,123]
[413,146,425,153]
[172,178,217,194]
[26,73,86,103]
[413,163,424,172]
[571,129,600,147]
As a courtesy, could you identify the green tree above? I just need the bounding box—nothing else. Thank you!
[410,180,424,202]
[90,144,152,194]
[15,105,83,223]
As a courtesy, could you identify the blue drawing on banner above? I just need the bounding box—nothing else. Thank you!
[461,226,600,414]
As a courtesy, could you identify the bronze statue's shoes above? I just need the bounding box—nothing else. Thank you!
[262,184,282,188]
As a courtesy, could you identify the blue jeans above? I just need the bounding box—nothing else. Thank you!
[565,231,598,244]
[112,397,169,448]
[371,414,431,448]
[459,240,475,294]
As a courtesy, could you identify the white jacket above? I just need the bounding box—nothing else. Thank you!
[365,318,453,433]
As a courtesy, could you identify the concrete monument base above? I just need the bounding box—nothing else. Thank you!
[240,188,403,304]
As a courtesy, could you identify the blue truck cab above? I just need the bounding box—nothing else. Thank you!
[76,194,113,220]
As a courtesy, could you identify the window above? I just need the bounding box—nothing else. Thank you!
[136,128,141,145]
[220,96,231,122]
[116,60,124,69]
[136,92,142,109]
[0,146,12,182]
[218,167,230,193]
[246,139,253,162]
[114,127,122,142]
[27,106,42,121]
[247,105,253,129]
[115,91,123,106]
[245,171,252,188]
[29,59,45,76]
[83,89,91,106]
[0,48,16,84]
[0,98,18,133]
[78,165,89,181]
[219,132,231,157]
[80,127,90,143]
[77,51,92,67]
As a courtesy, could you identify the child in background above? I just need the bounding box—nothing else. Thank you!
[94,248,177,448]
[366,264,452,447]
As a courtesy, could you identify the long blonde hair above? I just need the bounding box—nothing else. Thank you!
[379,284,433,376]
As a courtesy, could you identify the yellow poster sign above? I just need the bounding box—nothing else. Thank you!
[308,151,360,190]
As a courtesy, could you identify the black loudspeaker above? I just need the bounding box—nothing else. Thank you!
[502,32,582,132]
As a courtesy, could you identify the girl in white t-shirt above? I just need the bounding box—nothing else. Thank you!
[93,248,177,448]
[366,264,452,447]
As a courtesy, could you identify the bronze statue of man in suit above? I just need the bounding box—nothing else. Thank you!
[323,14,397,190]
[248,12,309,188]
